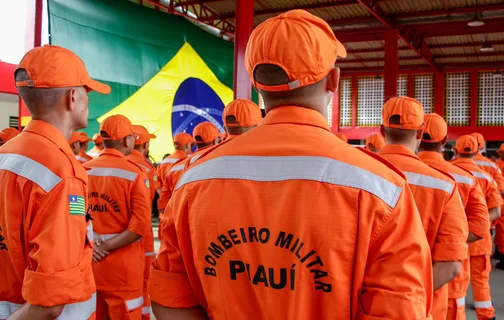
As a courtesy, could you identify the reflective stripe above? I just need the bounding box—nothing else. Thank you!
[456,297,465,307]
[474,300,493,309]
[125,296,144,311]
[450,173,474,186]
[176,156,403,208]
[137,163,151,173]
[0,301,22,319]
[145,251,157,257]
[75,155,87,162]
[170,164,185,173]
[87,222,94,242]
[88,167,138,181]
[0,154,61,192]
[189,154,202,164]
[404,171,454,194]
[475,161,497,169]
[142,307,150,315]
[56,293,96,320]
[161,158,180,164]
[471,171,493,182]
[94,232,140,243]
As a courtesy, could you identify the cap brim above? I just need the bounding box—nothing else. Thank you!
[336,40,347,59]
[85,78,111,94]
[150,134,156,139]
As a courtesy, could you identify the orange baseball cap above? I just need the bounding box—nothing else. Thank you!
[93,133,103,143]
[222,99,262,127]
[15,45,110,94]
[498,143,504,152]
[78,132,92,143]
[365,134,385,150]
[134,125,156,145]
[245,9,347,92]
[173,132,194,146]
[335,132,348,143]
[0,128,19,143]
[193,122,220,144]
[422,113,447,143]
[470,132,485,150]
[68,132,81,145]
[382,97,425,130]
[455,135,479,154]
[100,115,135,140]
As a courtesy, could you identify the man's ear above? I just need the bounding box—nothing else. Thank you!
[380,125,386,138]
[326,67,340,93]
[66,88,77,111]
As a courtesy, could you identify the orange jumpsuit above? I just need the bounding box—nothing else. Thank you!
[150,106,434,319]
[0,120,96,319]
[85,148,152,320]
[156,149,187,189]
[127,149,158,319]
[87,146,103,158]
[380,145,468,320]
[453,158,503,320]
[418,151,490,320]
[77,150,93,163]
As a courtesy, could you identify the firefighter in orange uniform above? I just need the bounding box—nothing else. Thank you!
[150,10,433,320]
[87,134,104,158]
[364,133,385,153]
[452,135,502,320]
[335,132,347,142]
[126,125,157,319]
[0,128,20,146]
[496,143,504,269]
[418,114,490,320]
[85,115,152,320]
[78,132,93,163]
[222,99,262,141]
[0,45,110,319]
[378,97,468,320]
[156,132,193,188]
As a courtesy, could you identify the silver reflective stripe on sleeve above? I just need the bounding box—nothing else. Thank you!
[125,296,144,311]
[56,293,96,320]
[87,167,138,181]
[471,171,493,182]
[0,154,61,192]
[450,173,474,186]
[189,154,202,164]
[474,300,492,309]
[0,301,22,319]
[145,251,157,257]
[404,171,454,194]
[169,164,185,173]
[161,158,180,164]
[136,163,151,173]
[456,297,465,307]
[474,161,497,169]
[75,156,87,162]
[87,222,94,242]
[142,307,150,315]
[176,156,403,208]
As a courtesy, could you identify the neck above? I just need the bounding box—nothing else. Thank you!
[134,147,146,156]
[386,139,417,154]
[32,111,77,141]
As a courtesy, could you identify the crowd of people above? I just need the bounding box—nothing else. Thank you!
[1,8,504,320]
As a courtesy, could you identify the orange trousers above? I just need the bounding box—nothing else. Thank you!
[446,297,466,320]
[96,290,144,320]
[470,255,494,320]
[495,217,504,254]
[431,285,448,320]
[142,254,155,319]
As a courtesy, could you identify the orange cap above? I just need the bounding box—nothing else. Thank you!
[193,122,220,144]
[78,132,92,143]
[68,132,81,145]
[498,143,504,152]
[423,113,447,143]
[222,99,262,127]
[455,135,479,155]
[173,132,194,146]
[93,133,103,143]
[0,128,19,143]
[382,97,425,130]
[470,132,485,150]
[335,132,348,143]
[15,45,110,94]
[365,134,385,150]
[245,9,347,92]
[134,125,156,145]
[100,115,135,140]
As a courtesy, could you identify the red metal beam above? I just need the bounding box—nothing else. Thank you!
[173,0,224,6]
[430,40,504,49]
[356,0,439,72]
[340,62,504,74]
[347,47,411,54]
[335,29,387,43]
[434,52,504,60]
[384,29,398,102]
[389,4,504,22]
[412,19,504,38]
[339,56,423,63]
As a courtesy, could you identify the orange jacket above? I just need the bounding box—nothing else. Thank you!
[0,120,95,318]
[76,150,93,163]
[453,158,503,256]
[474,153,504,192]
[87,146,103,158]
[85,148,152,292]
[150,106,433,319]
[127,149,159,201]
[157,150,188,188]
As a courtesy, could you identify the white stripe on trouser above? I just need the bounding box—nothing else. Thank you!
[142,307,150,315]
[474,300,493,309]
[0,301,22,319]
[56,293,96,320]
[456,297,465,307]
[145,251,156,257]
[126,296,144,311]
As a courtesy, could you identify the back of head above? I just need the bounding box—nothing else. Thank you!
[470,132,485,152]
[68,131,82,155]
[173,132,194,154]
[193,122,221,149]
[381,97,425,150]
[365,134,385,153]
[223,99,262,136]
[245,10,346,116]
[418,113,447,153]
[133,125,156,155]
[93,133,103,148]
[454,135,479,159]
[498,143,504,160]
[100,115,136,156]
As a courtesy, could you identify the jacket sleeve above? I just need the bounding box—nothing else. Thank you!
[157,173,173,214]
[466,183,491,239]
[431,184,468,262]
[128,172,152,237]
[358,184,433,320]
[486,179,504,210]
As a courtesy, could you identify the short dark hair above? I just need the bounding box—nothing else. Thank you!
[383,115,417,143]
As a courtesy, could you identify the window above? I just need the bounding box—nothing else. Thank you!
[9,116,19,128]
[414,74,434,113]
[357,77,384,127]
[339,78,352,127]
[478,72,504,126]
[397,75,408,97]
[445,73,470,126]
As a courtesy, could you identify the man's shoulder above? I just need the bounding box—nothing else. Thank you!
[400,158,456,195]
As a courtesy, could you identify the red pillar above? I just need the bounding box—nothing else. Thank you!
[434,72,444,116]
[384,29,398,102]
[408,73,414,98]
[233,0,254,100]
[469,71,478,130]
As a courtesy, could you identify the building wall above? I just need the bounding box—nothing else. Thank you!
[0,93,18,129]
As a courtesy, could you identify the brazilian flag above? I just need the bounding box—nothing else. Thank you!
[48,0,255,161]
